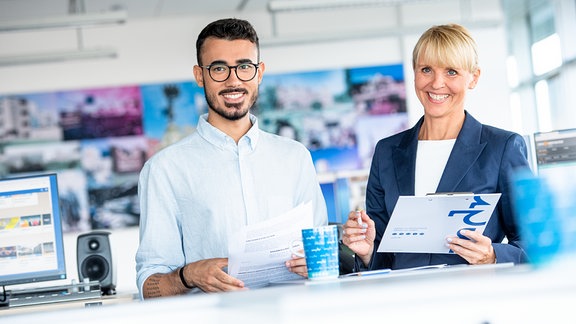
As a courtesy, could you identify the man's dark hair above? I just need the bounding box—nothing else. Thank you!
[196,18,260,66]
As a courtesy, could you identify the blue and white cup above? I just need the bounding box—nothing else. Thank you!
[291,225,340,280]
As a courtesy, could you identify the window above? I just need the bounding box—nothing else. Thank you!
[504,0,576,134]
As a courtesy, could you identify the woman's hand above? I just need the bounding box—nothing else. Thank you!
[446,230,496,264]
[341,210,376,267]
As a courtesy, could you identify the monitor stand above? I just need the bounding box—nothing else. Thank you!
[6,281,102,308]
[0,286,9,308]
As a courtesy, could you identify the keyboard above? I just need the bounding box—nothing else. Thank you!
[8,283,102,308]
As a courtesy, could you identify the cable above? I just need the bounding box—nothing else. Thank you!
[0,285,10,307]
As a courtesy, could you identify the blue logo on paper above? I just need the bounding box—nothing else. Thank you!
[447,195,492,251]
[448,196,490,226]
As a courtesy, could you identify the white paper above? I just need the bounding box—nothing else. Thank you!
[377,193,501,254]
[228,201,314,288]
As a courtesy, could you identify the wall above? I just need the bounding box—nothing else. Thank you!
[0,0,510,294]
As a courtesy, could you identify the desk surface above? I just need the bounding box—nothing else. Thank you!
[2,263,575,323]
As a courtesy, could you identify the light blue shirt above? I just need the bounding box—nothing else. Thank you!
[135,113,327,298]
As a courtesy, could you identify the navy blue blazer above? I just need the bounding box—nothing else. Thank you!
[363,111,530,271]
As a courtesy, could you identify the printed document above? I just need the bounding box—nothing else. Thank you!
[228,201,313,288]
[377,193,501,254]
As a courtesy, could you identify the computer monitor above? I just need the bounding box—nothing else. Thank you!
[534,128,576,178]
[318,170,368,224]
[0,173,67,287]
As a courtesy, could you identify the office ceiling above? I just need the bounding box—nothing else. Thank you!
[0,0,436,22]
[0,0,271,21]
[0,0,437,66]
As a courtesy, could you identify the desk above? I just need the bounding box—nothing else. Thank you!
[2,263,575,323]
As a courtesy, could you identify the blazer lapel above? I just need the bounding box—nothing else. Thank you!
[437,112,487,192]
[393,118,422,195]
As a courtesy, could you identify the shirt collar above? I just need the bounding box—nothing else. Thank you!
[197,113,260,150]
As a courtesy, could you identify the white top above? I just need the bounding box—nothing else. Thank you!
[414,139,456,196]
[135,113,327,299]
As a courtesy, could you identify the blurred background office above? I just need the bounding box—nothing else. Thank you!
[0,0,574,294]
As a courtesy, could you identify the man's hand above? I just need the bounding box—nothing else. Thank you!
[142,257,246,299]
[285,253,308,278]
[185,258,246,292]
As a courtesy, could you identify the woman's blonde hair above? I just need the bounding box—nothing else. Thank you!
[412,24,479,73]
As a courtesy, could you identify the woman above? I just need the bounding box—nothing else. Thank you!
[342,24,530,271]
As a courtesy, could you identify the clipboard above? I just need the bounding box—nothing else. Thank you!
[377,193,501,254]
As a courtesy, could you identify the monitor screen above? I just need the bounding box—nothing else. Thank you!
[318,170,368,224]
[320,182,339,223]
[0,173,67,286]
[534,128,576,178]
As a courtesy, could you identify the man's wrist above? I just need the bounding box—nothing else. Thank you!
[179,265,194,289]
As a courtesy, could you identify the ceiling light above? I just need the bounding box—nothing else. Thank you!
[0,48,117,67]
[267,0,415,12]
[0,11,126,33]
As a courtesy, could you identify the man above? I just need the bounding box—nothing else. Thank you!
[135,18,327,299]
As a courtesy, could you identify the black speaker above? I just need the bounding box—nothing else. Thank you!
[77,230,116,295]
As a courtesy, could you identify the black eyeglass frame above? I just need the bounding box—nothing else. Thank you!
[200,62,260,82]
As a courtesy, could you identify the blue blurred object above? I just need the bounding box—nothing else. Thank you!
[511,169,576,266]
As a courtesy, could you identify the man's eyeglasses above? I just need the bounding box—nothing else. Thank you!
[201,62,260,82]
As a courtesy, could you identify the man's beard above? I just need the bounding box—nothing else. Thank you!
[205,88,258,121]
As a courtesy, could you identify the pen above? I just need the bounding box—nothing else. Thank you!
[356,209,363,226]
[342,268,391,277]
[358,269,391,276]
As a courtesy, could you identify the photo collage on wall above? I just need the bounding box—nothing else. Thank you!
[0,63,407,233]
[258,64,408,172]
